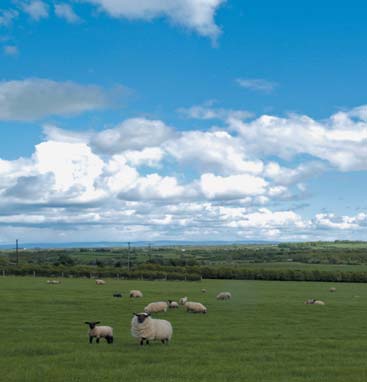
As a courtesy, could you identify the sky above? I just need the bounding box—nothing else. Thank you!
[0,0,367,244]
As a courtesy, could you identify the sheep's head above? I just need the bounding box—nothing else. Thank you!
[133,312,150,324]
[85,321,100,329]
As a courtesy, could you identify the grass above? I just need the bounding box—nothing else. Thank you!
[1,277,367,381]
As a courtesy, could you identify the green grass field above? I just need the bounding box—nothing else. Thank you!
[1,277,367,381]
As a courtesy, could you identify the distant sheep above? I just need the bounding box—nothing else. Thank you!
[131,312,172,346]
[168,300,179,309]
[47,280,61,284]
[329,287,336,292]
[144,301,168,314]
[201,289,207,293]
[84,321,113,344]
[95,279,106,285]
[130,290,143,298]
[185,301,207,314]
[304,299,325,305]
[216,292,231,300]
[179,297,188,305]
[113,293,123,298]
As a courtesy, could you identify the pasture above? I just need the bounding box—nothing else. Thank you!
[1,277,367,381]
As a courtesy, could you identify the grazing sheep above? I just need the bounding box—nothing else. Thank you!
[329,287,336,292]
[95,279,106,285]
[84,321,113,344]
[304,299,325,305]
[179,296,188,305]
[201,289,207,293]
[185,301,207,314]
[168,300,179,309]
[216,292,231,300]
[47,280,61,284]
[130,290,143,298]
[113,292,123,298]
[131,312,172,346]
[144,301,168,314]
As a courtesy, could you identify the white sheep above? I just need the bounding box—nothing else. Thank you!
[179,296,188,305]
[201,288,207,293]
[47,280,61,284]
[130,290,143,298]
[144,301,168,314]
[304,299,325,305]
[216,292,231,300]
[168,300,179,309]
[184,301,207,314]
[131,312,172,346]
[84,321,113,344]
[329,287,336,292]
[95,279,106,285]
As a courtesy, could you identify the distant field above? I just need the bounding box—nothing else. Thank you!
[1,277,367,381]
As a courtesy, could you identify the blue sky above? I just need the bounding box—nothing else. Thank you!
[0,0,366,243]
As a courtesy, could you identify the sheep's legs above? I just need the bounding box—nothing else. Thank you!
[140,338,149,346]
[89,336,93,344]
[96,338,100,344]
[106,336,113,344]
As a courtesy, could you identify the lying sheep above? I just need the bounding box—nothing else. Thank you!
[329,287,336,292]
[95,279,106,285]
[131,312,172,346]
[84,321,113,344]
[130,290,143,298]
[304,299,325,305]
[201,289,207,293]
[216,292,231,300]
[179,296,188,305]
[168,300,179,309]
[144,301,168,314]
[185,301,207,314]
[47,280,61,284]
[113,292,123,298]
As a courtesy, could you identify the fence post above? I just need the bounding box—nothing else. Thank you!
[33,271,36,277]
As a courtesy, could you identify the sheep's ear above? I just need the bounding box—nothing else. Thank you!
[84,322,90,325]
[133,312,138,316]
[95,321,101,324]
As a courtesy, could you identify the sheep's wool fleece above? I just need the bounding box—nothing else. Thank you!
[131,317,173,341]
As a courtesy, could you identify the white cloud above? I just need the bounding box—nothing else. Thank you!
[0,9,19,26]
[236,78,277,93]
[54,3,80,23]
[178,103,251,121]
[21,1,49,21]
[0,79,111,121]
[3,45,18,56]
[84,0,225,40]
[92,118,173,154]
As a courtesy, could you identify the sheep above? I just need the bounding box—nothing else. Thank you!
[84,321,113,344]
[144,301,168,314]
[113,292,123,298]
[184,301,207,314]
[216,292,231,300]
[168,300,179,309]
[179,296,188,305]
[47,280,61,284]
[304,299,325,305]
[131,312,172,346]
[329,287,336,292]
[201,289,207,293]
[95,279,106,285]
[130,290,143,298]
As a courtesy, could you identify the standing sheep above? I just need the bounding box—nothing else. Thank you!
[144,301,168,314]
[329,287,336,292]
[131,312,172,346]
[84,321,113,344]
[179,296,188,305]
[130,290,143,298]
[95,279,106,285]
[304,299,325,305]
[168,300,179,309]
[216,292,231,300]
[185,301,207,314]
[47,280,61,284]
[201,289,207,293]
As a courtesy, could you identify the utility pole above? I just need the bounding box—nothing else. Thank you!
[16,239,19,265]
[128,241,131,272]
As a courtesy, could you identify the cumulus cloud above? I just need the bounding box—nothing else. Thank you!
[21,1,49,21]
[0,79,112,121]
[3,45,18,56]
[83,0,225,40]
[236,78,277,93]
[54,3,80,23]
